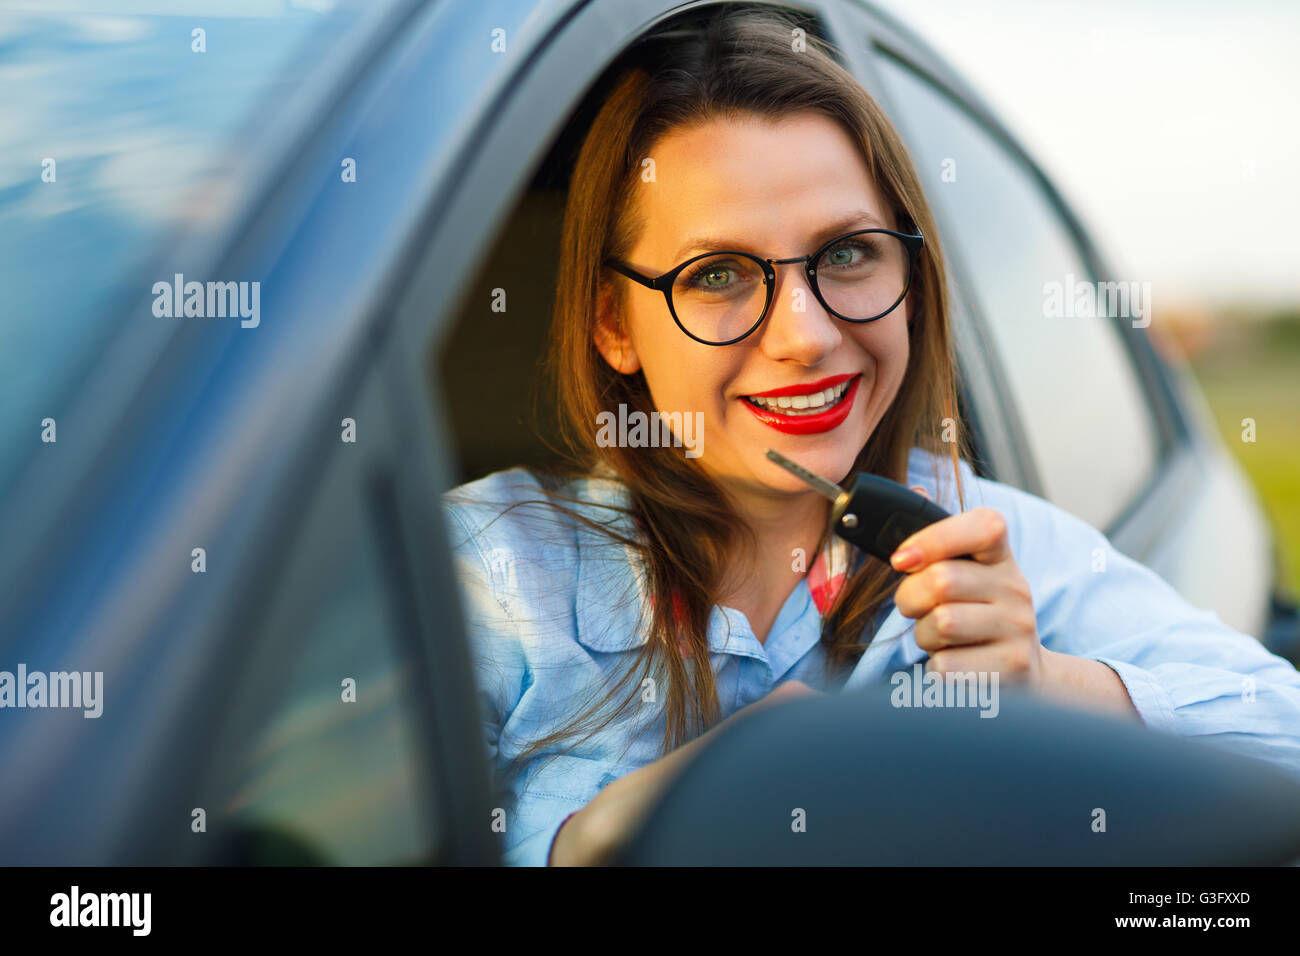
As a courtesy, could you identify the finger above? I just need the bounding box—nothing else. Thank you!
[913,601,1026,651]
[924,639,1036,683]
[909,484,931,501]
[894,558,1002,619]
[890,506,1012,571]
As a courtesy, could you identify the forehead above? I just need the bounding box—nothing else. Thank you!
[632,111,890,259]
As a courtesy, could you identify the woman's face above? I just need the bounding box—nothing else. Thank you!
[595,110,913,501]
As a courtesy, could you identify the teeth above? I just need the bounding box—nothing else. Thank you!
[745,379,852,415]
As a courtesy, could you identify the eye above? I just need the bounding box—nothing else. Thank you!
[818,237,876,270]
[686,264,735,288]
[679,256,757,294]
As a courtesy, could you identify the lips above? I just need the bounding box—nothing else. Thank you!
[740,374,862,435]
[746,372,857,399]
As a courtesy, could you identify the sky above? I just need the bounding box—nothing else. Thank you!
[873,0,1300,309]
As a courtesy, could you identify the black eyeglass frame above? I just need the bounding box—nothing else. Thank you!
[603,228,925,346]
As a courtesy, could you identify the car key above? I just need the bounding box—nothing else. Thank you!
[765,448,957,566]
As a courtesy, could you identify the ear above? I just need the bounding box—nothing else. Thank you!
[592,281,642,375]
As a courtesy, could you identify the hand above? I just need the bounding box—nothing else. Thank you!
[550,679,822,865]
[890,492,1045,687]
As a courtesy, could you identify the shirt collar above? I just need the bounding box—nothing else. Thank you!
[572,471,855,657]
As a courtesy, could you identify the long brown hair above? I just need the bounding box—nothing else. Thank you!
[457,6,972,772]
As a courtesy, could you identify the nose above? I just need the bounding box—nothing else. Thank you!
[755,259,842,364]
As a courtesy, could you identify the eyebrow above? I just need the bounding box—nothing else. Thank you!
[671,210,889,262]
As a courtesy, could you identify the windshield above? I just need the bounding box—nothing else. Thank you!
[0,0,375,496]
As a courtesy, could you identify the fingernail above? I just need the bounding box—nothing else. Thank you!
[891,546,921,571]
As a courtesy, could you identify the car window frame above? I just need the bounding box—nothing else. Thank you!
[868,45,1168,522]
[843,1,1194,546]
[815,0,1038,490]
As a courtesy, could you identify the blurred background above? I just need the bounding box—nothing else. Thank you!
[878,0,1300,591]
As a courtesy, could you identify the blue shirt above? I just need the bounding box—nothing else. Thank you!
[442,446,1300,865]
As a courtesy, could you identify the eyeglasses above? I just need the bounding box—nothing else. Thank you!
[604,227,924,346]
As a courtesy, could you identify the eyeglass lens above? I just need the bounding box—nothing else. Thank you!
[670,232,910,344]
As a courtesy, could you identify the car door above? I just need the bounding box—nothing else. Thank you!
[0,0,499,865]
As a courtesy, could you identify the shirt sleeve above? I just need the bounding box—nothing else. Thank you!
[442,500,618,866]
[497,757,624,866]
[500,793,579,868]
[987,477,1300,783]
[442,503,543,864]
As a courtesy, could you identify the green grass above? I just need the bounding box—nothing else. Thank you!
[1188,320,1300,594]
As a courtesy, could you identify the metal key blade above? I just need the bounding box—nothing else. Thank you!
[765,449,844,502]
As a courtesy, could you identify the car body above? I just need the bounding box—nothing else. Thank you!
[0,0,1296,865]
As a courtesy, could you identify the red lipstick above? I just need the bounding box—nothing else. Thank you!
[740,374,862,435]
[745,372,857,399]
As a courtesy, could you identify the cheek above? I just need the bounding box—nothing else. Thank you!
[850,318,910,377]
[625,306,680,393]
[887,320,911,377]
[634,328,736,412]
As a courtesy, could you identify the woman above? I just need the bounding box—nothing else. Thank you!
[442,8,1300,866]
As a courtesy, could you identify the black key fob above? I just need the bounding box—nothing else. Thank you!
[832,472,952,565]
[765,449,957,567]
